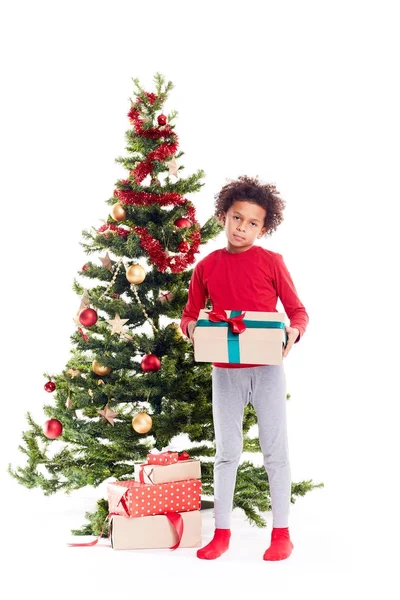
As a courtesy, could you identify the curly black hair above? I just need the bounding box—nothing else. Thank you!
[214,175,286,235]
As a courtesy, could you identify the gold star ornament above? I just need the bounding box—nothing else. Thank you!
[167,156,179,177]
[66,368,81,378]
[76,289,90,315]
[98,403,119,426]
[99,252,113,272]
[107,313,129,335]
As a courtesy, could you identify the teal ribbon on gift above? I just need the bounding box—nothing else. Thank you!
[196,310,288,363]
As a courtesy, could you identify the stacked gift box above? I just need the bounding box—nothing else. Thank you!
[107,451,202,550]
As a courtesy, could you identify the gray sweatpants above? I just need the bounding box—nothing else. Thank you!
[212,364,290,529]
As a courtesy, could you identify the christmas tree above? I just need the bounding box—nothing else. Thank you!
[9,74,321,536]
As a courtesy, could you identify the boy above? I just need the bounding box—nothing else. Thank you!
[180,175,309,561]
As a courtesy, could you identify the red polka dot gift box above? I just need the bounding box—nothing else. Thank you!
[146,451,179,465]
[107,479,202,518]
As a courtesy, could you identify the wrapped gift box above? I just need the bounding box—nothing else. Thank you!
[135,458,201,485]
[193,309,288,365]
[108,479,202,518]
[110,510,202,550]
[146,451,178,465]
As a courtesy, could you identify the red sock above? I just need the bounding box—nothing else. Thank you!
[263,527,294,561]
[197,528,231,560]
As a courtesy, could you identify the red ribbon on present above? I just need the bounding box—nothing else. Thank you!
[166,511,184,550]
[67,512,117,547]
[138,463,151,484]
[206,308,247,334]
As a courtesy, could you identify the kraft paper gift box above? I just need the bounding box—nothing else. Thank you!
[107,479,202,518]
[109,510,202,550]
[134,458,201,485]
[193,308,288,366]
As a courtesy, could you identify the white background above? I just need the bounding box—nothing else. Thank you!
[0,1,398,597]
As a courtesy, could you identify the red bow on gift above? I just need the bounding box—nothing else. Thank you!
[206,308,246,334]
[178,451,191,461]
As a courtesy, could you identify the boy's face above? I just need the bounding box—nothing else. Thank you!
[222,199,267,253]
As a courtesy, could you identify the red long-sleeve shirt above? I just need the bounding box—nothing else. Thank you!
[180,244,309,368]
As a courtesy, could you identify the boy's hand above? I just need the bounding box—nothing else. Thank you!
[187,321,197,343]
[282,326,299,358]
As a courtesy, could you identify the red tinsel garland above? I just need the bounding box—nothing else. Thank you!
[132,226,201,273]
[145,92,157,104]
[127,105,178,185]
[96,93,201,273]
[115,189,186,207]
[98,223,130,238]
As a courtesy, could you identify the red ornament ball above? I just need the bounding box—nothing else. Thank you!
[79,307,98,327]
[82,264,88,271]
[174,218,192,228]
[157,114,167,126]
[44,381,56,393]
[43,418,63,439]
[141,354,161,372]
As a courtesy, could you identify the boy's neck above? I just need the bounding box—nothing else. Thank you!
[225,243,256,254]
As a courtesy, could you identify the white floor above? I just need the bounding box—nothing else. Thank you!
[2,472,392,600]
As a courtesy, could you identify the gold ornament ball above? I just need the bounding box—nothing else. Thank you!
[92,360,112,376]
[110,202,126,222]
[167,322,183,339]
[132,412,153,434]
[126,264,146,284]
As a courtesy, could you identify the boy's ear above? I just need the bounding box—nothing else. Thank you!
[257,227,267,238]
[217,214,226,225]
